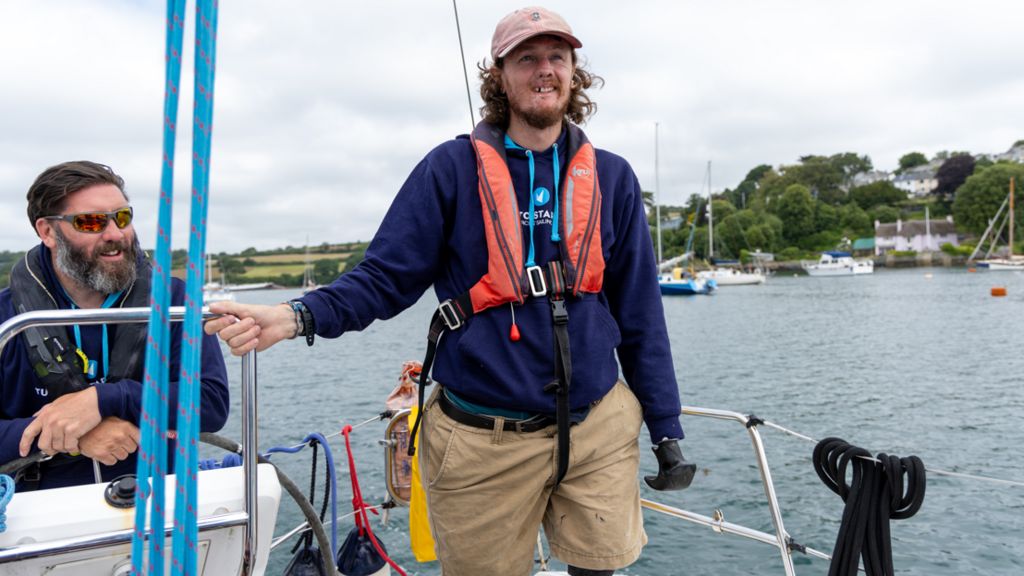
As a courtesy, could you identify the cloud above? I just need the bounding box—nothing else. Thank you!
[1,0,1022,253]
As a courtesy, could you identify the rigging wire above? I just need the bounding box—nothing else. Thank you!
[452,0,475,130]
[762,420,1024,488]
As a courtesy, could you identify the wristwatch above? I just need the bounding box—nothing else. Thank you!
[287,300,315,346]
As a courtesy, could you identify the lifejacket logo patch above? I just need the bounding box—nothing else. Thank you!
[572,165,591,178]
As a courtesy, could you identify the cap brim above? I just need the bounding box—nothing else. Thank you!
[496,31,583,59]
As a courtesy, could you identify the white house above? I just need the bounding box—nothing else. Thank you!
[851,170,892,188]
[874,216,958,255]
[892,163,940,197]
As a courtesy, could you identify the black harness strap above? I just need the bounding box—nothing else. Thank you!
[543,261,572,487]
[407,293,472,457]
[408,263,575,491]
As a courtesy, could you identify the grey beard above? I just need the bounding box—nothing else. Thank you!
[53,227,138,295]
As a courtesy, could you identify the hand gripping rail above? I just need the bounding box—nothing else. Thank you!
[0,307,261,576]
[640,406,832,576]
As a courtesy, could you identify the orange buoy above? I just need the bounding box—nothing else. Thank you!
[991,286,1007,297]
[967,267,977,273]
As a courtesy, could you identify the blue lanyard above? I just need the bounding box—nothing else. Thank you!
[504,135,562,268]
[63,290,123,381]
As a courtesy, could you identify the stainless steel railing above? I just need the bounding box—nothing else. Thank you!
[640,406,833,575]
[0,307,260,574]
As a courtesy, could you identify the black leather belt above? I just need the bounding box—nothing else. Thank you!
[438,391,555,433]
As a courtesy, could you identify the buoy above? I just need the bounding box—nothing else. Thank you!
[967,267,977,273]
[924,273,933,279]
[991,286,1007,297]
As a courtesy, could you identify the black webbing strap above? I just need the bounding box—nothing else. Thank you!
[408,293,473,457]
[543,261,572,487]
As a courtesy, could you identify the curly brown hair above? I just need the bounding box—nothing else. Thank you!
[478,50,604,128]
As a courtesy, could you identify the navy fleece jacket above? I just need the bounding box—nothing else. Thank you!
[301,126,683,443]
[0,245,230,489]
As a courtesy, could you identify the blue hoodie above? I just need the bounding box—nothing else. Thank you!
[0,245,230,489]
[301,126,683,443]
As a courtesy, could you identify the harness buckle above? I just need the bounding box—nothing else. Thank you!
[549,299,568,325]
[527,266,547,298]
[438,299,462,331]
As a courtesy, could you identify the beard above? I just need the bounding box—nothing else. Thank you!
[509,89,570,131]
[53,227,138,295]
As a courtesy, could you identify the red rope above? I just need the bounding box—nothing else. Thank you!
[341,425,408,576]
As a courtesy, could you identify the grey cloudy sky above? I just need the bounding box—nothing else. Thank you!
[1,0,1021,254]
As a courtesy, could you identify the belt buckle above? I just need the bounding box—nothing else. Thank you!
[438,299,462,330]
[527,265,547,298]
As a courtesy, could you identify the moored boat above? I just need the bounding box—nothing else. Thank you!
[801,251,874,276]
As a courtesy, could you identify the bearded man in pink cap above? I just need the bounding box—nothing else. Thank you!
[206,6,694,575]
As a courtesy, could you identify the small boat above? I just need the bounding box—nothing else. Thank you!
[659,269,716,295]
[697,266,765,286]
[972,177,1023,271]
[801,251,874,276]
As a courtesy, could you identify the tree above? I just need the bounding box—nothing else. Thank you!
[839,202,872,236]
[952,163,1024,234]
[934,154,976,199]
[313,258,340,282]
[849,181,907,210]
[898,152,928,173]
[829,152,873,183]
[869,205,900,224]
[815,203,839,232]
[776,184,816,245]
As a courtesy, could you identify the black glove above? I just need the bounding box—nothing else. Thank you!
[644,439,696,491]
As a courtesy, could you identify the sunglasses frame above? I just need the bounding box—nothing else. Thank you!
[44,206,134,234]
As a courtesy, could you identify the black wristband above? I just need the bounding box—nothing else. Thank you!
[288,300,316,347]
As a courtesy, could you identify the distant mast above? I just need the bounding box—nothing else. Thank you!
[655,122,662,264]
[1010,177,1015,258]
[708,161,713,260]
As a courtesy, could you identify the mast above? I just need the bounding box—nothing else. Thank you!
[655,122,662,264]
[707,161,713,260]
[1010,177,1015,258]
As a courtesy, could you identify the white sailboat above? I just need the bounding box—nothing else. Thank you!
[203,255,236,303]
[653,125,714,296]
[695,161,766,286]
[972,177,1024,270]
[301,239,322,294]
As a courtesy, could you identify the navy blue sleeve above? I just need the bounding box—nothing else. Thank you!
[300,147,452,336]
[0,290,39,464]
[599,152,684,444]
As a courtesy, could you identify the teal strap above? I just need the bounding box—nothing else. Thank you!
[65,290,122,381]
[445,388,536,420]
[551,143,561,242]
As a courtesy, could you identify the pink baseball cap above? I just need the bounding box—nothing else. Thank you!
[491,6,582,61]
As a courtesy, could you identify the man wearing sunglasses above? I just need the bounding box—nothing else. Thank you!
[0,160,230,490]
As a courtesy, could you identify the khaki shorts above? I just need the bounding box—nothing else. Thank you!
[419,381,646,576]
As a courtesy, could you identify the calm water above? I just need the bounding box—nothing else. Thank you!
[210,267,1024,575]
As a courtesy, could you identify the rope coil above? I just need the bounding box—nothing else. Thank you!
[813,437,926,576]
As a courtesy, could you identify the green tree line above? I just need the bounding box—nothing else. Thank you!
[649,145,1024,262]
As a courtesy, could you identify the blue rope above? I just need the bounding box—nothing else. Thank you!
[172,1,218,574]
[203,434,340,557]
[133,2,186,574]
[0,474,14,533]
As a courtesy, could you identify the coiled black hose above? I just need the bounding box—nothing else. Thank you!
[813,437,926,576]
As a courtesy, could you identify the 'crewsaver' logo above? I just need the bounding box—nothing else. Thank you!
[572,165,590,178]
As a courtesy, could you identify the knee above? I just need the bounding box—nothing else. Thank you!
[567,567,615,576]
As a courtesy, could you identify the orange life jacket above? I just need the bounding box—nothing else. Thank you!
[467,122,604,313]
